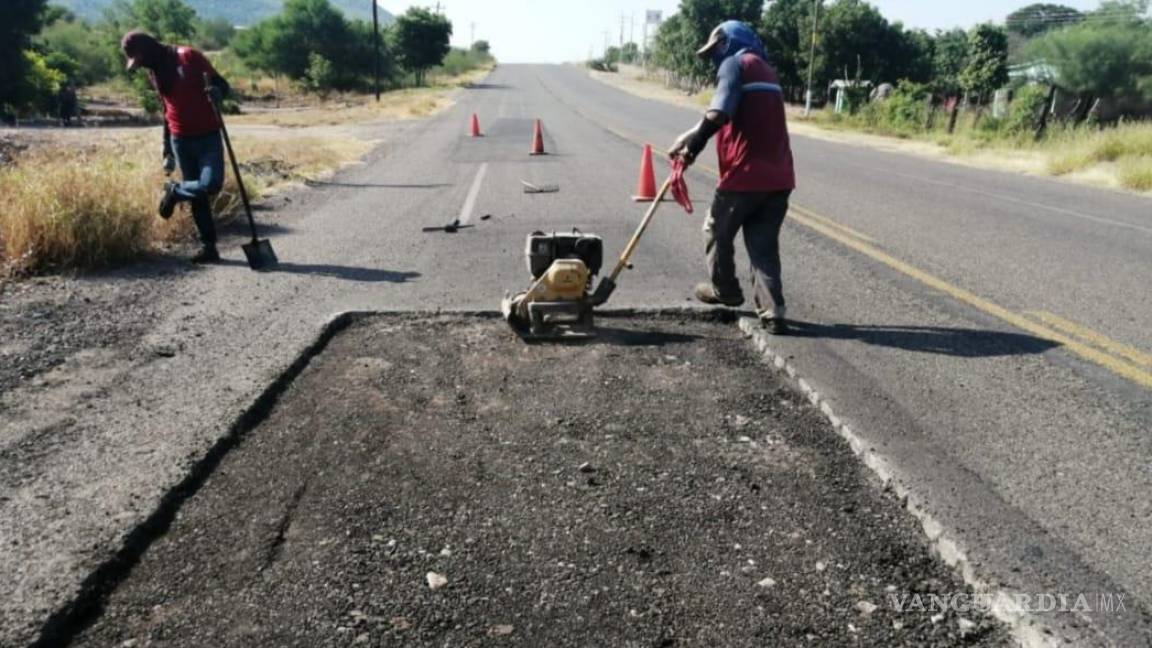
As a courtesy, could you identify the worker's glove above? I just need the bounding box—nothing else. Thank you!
[206,85,223,106]
[667,127,695,161]
[162,154,177,174]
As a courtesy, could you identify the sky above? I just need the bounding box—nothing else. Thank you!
[378,0,1105,64]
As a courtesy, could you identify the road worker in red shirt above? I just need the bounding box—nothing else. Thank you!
[122,31,231,264]
[669,21,796,334]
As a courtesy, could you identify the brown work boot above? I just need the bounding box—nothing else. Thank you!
[694,283,744,307]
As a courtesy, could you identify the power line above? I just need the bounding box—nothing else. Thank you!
[1006,9,1150,25]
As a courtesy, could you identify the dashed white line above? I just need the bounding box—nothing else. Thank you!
[458,163,488,225]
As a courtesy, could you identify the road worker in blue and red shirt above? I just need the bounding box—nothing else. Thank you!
[122,31,231,264]
[668,20,796,335]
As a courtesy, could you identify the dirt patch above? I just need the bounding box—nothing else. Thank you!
[71,314,1007,647]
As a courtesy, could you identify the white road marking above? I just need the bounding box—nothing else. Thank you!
[458,163,488,225]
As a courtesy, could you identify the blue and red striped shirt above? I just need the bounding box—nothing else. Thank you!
[709,52,796,192]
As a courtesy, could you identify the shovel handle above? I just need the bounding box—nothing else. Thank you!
[607,177,673,282]
[204,73,259,243]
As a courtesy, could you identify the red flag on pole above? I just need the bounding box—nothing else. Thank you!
[669,158,693,214]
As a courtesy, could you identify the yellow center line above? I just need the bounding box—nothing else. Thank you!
[601,123,1152,389]
[790,214,1152,390]
[1026,311,1152,368]
[789,205,876,243]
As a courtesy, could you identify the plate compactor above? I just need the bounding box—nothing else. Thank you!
[502,179,673,340]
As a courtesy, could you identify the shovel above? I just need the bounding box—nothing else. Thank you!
[204,74,278,271]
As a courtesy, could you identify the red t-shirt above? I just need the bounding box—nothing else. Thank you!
[159,47,221,138]
[711,53,796,192]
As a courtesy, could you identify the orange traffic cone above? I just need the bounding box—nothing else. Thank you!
[530,119,546,155]
[470,113,482,137]
[632,144,658,202]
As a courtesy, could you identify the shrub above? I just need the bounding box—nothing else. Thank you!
[1004,84,1050,135]
[1118,155,1152,191]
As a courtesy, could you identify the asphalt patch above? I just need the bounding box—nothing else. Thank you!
[72,314,1008,647]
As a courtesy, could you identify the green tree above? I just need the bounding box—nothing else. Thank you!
[817,1,930,84]
[196,17,236,50]
[233,0,384,90]
[304,52,337,96]
[390,7,452,86]
[651,13,702,88]
[106,0,199,42]
[761,0,816,98]
[38,15,117,85]
[1006,4,1083,37]
[1089,0,1150,25]
[620,42,640,65]
[959,24,1009,102]
[678,0,764,80]
[931,28,969,96]
[471,40,491,55]
[1029,21,1152,114]
[1,0,48,116]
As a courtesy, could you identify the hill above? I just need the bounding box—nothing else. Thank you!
[50,0,394,27]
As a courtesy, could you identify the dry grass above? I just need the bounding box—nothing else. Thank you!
[229,91,452,128]
[227,68,487,128]
[1118,155,1152,191]
[0,131,370,275]
[795,109,1152,193]
[1043,124,1152,182]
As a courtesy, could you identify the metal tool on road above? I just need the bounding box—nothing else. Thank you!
[521,180,560,194]
[501,177,673,340]
[204,74,278,271]
[422,218,474,233]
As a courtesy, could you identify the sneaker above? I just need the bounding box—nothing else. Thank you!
[762,317,789,336]
[694,283,744,307]
[190,246,221,264]
[158,181,179,220]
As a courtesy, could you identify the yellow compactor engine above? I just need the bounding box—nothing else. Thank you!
[501,231,603,338]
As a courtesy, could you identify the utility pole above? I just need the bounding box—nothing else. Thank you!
[603,30,610,58]
[620,14,626,47]
[470,22,475,47]
[803,0,820,116]
[372,0,380,102]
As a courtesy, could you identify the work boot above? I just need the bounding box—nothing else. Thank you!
[158,181,179,220]
[191,245,221,264]
[694,283,744,307]
[762,317,789,336]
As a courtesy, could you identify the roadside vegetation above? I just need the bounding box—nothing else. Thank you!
[617,0,1152,192]
[1,0,493,276]
[0,131,371,274]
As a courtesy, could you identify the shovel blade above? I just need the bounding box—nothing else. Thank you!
[242,239,278,271]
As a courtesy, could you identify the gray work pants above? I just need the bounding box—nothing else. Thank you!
[703,189,791,318]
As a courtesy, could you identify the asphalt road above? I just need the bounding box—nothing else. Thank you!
[2,64,1151,645]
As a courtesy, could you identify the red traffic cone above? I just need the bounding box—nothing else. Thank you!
[632,144,658,202]
[530,119,546,155]
[470,113,482,137]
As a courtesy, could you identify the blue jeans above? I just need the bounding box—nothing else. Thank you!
[172,131,225,246]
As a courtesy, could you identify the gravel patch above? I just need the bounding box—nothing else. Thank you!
[71,314,1008,647]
